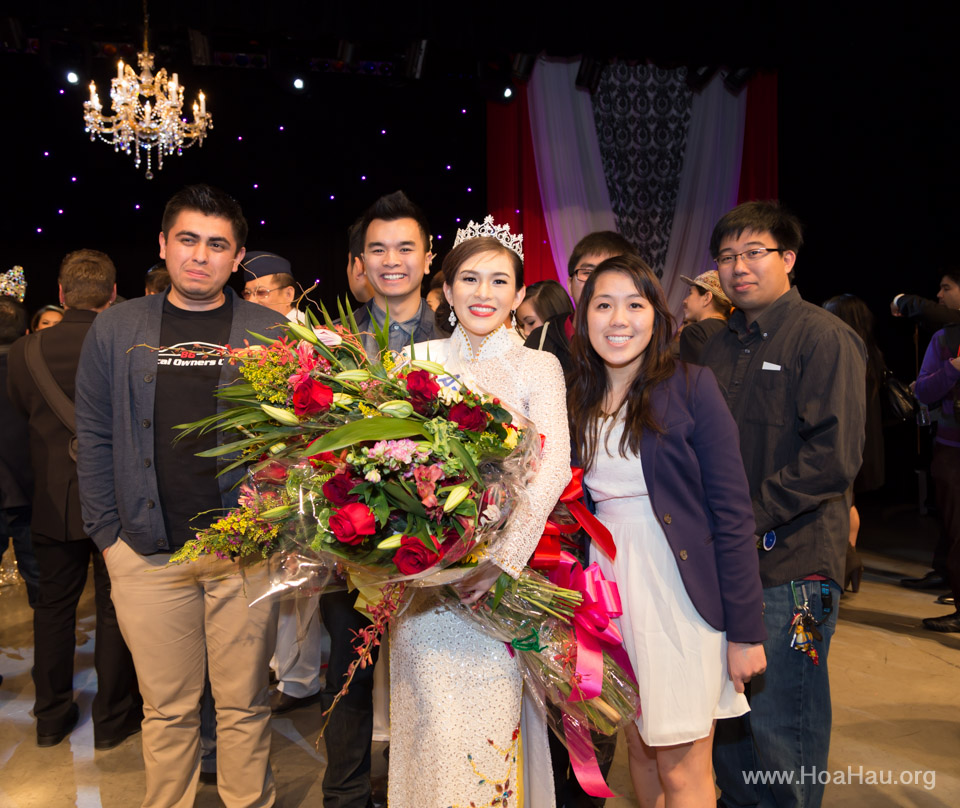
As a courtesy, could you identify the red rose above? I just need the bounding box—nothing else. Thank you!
[323,472,360,505]
[393,535,442,575]
[449,401,488,432]
[292,378,334,416]
[406,370,440,415]
[328,502,376,545]
[308,451,341,469]
[406,370,440,399]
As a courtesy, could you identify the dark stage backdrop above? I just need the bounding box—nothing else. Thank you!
[2,52,488,313]
[777,54,960,382]
[778,49,960,499]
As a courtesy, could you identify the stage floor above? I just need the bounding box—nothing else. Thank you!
[2,496,958,806]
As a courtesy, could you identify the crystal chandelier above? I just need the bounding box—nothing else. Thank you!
[83,1,212,178]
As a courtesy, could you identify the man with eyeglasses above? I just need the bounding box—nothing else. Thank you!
[699,201,866,808]
[240,250,325,716]
[524,230,637,379]
[242,251,305,323]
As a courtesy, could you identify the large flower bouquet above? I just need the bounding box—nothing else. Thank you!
[170,303,536,586]
[171,303,639,796]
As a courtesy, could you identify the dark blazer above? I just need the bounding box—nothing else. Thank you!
[7,309,98,540]
[895,294,960,333]
[0,345,33,510]
[633,364,766,643]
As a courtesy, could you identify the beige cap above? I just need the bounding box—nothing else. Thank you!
[679,270,731,309]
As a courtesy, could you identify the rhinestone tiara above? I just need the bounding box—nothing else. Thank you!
[453,215,524,261]
[0,266,26,302]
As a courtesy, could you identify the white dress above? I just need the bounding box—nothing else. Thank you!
[585,415,749,747]
[389,325,571,808]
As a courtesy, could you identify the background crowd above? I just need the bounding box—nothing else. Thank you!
[2,179,958,808]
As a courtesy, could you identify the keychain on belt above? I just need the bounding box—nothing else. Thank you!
[789,580,829,665]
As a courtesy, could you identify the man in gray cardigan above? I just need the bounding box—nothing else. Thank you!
[76,185,284,808]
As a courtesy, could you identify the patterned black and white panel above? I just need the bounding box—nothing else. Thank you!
[592,65,693,275]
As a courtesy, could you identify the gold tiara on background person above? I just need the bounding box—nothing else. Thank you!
[453,215,524,262]
[0,266,26,302]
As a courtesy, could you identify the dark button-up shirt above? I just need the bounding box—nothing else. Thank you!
[351,299,438,358]
[699,287,867,588]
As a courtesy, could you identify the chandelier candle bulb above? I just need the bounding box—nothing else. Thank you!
[117,59,124,80]
[199,91,206,117]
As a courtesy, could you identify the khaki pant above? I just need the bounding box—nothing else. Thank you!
[106,539,278,808]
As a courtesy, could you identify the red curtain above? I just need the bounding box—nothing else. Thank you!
[486,85,559,284]
[737,71,779,203]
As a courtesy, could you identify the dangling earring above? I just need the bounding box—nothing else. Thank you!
[510,310,517,330]
[448,307,457,327]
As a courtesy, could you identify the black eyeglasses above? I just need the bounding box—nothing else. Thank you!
[714,247,783,268]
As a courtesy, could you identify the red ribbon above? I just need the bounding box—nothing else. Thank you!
[547,550,639,798]
[548,553,630,701]
[564,713,616,799]
[530,468,616,570]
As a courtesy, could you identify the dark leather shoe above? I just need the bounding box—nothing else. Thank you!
[936,594,955,605]
[94,718,142,750]
[901,571,948,590]
[270,689,321,715]
[922,612,960,632]
[37,702,79,747]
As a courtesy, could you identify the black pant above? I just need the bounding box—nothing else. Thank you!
[932,443,960,602]
[1,505,39,606]
[319,588,380,808]
[548,708,617,808]
[31,534,140,739]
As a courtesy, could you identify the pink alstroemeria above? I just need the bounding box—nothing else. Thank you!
[288,341,320,390]
[237,484,257,509]
[413,464,444,508]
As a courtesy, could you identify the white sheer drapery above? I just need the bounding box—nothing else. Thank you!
[527,58,618,289]
[661,73,748,317]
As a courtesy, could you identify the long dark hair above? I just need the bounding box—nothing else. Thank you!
[822,293,885,397]
[568,255,676,471]
[524,280,573,322]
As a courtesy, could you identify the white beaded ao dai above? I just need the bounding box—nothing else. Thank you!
[389,325,570,808]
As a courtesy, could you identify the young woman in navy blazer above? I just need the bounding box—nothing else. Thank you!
[568,255,766,807]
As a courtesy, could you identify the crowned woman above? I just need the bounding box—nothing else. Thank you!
[388,218,571,807]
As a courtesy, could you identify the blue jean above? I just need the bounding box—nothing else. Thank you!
[714,580,841,808]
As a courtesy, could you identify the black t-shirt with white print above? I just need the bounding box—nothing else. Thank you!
[154,297,233,549]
